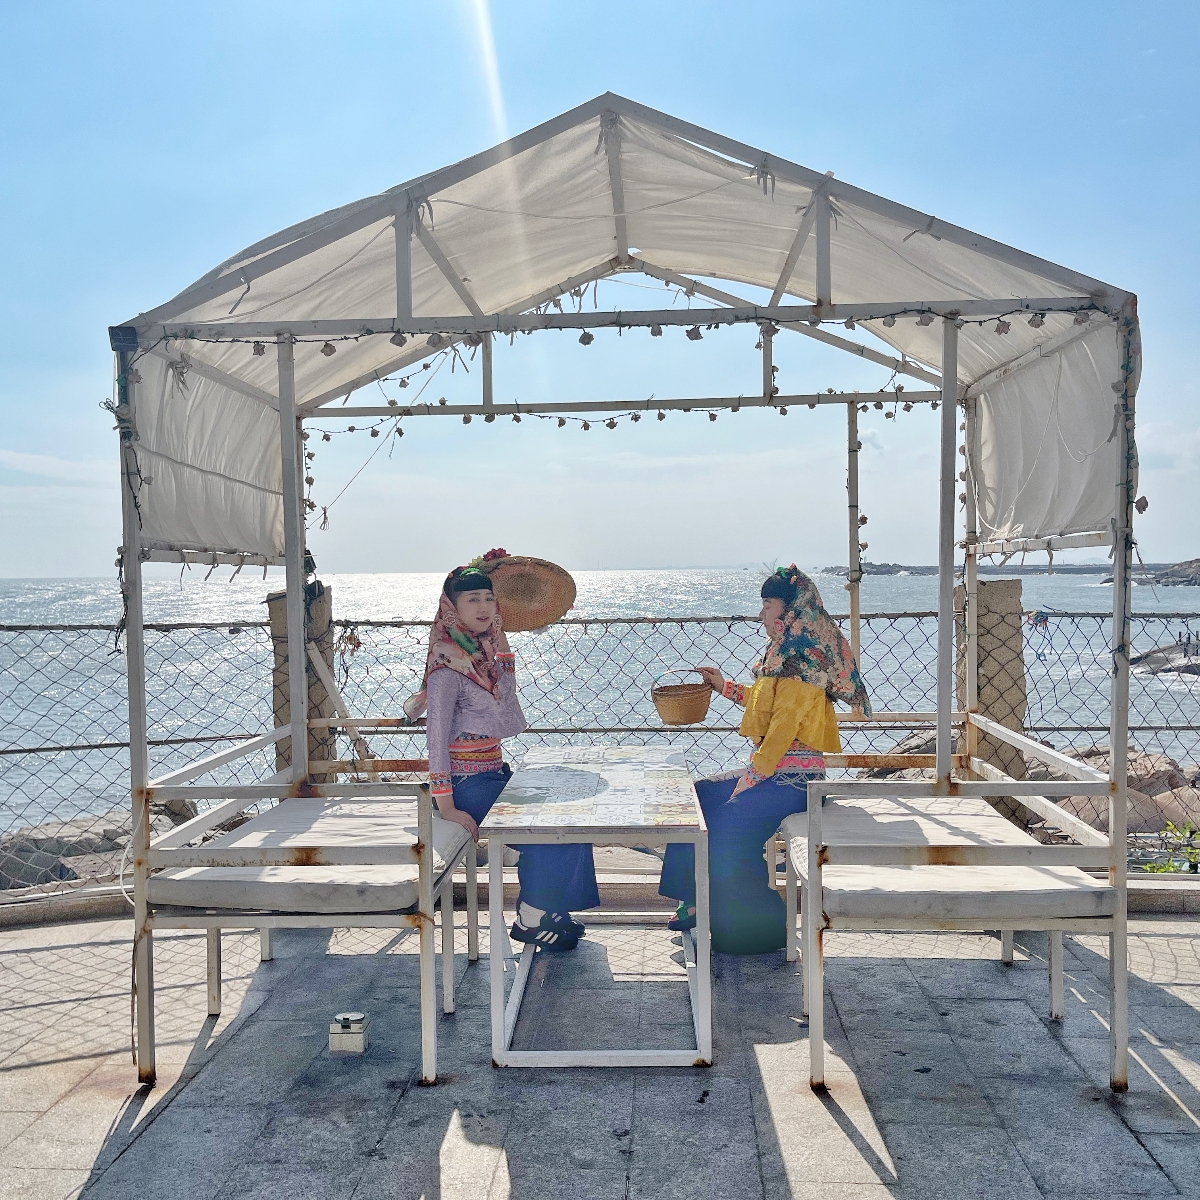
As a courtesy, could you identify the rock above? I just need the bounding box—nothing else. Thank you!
[151,798,199,825]
[1131,637,1200,676]
[857,730,935,779]
[1160,787,1200,827]
[1148,558,1200,587]
[0,847,79,890]
[0,812,129,859]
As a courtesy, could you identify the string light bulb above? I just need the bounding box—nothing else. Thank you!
[882,315,896,328]
[631,413,641,422]
[605,418,617,429]
[843,318,856,331]
[390,331,408,347]
[462,414,472,424]
[398,378,409,388]
[779,406,788,416]
[557,417,566,427]
[252,341,265,357]
[579,331,594,346]
[394,426,404,438]
[370,428,379,438]
[685,326,703,341]
[512,414,521,423]
[657,411,666,421]
[484,413,495,423]
[320,342,336,357]
[995,319,1011,335]
[581,421,590,431]
[650,324,662,337]
[322,432,331,441]
[917,314,935,327]
[708,412,717,422]
[427,333,446,348]
[1028,313,1045,329]
[1073,311,1091,326]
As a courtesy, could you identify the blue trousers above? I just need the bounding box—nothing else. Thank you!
[659,771,817,954]
[451,766,600,913]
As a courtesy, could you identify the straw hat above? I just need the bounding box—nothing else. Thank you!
[479,555,576,632]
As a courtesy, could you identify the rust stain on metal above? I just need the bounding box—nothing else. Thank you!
[289,846,323,866]
[923,846,970,865]
[290,778,320,798]
[692,1057,712,1067]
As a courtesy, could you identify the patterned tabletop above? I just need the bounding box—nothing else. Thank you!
[480,746,703,833]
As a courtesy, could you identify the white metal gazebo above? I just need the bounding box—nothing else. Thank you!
[111,93,1140,1091]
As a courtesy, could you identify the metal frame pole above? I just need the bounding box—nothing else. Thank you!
[1107,310,1137,1092]
[847,403,862,663]
[120,348,156,1086]
[761,322,775,401]
[935,319,959,786]
[963,396,980,769]
[481,333,494,409]
[276,336,308,783]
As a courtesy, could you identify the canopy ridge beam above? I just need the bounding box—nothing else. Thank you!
[414,215,485,317]
[294,258,623,414]
[769,171,832,306]
[602,111,629,259]
[310,391,940,420]
[605,93,1128,307]
[636,260,941,387]
[133,96,616,327]
[147,347,278,411]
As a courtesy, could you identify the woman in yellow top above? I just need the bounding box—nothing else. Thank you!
[658,565,871,953]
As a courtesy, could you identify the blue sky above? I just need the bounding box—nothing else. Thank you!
[1,1,1196,576]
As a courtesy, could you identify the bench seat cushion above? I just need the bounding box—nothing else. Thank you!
[781,795,1116,922]
[147,797,470,914]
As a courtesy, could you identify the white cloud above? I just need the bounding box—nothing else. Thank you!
[0,448,113,485]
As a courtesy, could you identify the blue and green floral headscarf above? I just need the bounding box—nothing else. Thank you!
[754,565,871,714]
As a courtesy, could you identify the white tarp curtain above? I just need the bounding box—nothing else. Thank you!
[971,321,1136,543]
[124,95,1136,559]
[134,351,283,559]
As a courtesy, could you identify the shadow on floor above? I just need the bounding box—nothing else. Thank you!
[67,922,1200,1199]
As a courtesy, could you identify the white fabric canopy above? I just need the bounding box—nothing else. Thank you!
[119,93,1137,559]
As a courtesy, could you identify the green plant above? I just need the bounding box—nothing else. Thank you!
[1143,820,1200,873]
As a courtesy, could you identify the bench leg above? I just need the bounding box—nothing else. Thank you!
[806,911,825,1089]
[1000,929,1015,964]
[259,927,273,962]
[466,850,479,962]
[799,884,809,1016]
[134,922,156,1086]
[1048,930,1064,1020]
[206,928,222,1016]
[785,854,799,964]
[440,875,455,1015]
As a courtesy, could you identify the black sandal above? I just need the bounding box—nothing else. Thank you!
[510,918,579,953]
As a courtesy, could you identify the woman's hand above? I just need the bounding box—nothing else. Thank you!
[439,806,480,841]
[493,613,511,654]
[694,666,725,694]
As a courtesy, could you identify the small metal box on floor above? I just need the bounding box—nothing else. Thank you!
[329,1011,369,1054]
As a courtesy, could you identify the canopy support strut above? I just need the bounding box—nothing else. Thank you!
[936,318,958,785]
[769,171,832,306]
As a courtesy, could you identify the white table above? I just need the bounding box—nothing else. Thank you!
[481,745,712,1068]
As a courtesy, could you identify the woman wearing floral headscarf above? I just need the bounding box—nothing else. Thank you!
[405,556,598,953]
[658,565,870,954]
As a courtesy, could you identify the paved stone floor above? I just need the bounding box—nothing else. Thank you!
[2,914,1200,1198]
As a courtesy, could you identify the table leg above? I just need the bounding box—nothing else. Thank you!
[693,833,712,1064]
[489,840,506,1065]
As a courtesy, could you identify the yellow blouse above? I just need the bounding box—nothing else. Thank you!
[738,677,841,779]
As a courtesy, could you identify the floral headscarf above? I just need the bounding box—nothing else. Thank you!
[402,570,503,721]
[754,565,871,715]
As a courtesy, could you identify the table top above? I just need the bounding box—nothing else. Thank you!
[480,746,703,833]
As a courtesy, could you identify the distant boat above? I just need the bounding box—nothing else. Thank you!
[1131,635,1200,675]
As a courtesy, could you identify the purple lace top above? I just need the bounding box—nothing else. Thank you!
[424,654,528,782]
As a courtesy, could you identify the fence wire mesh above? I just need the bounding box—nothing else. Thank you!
[2,610,1199,899]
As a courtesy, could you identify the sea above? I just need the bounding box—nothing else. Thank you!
[3,566,1200,625]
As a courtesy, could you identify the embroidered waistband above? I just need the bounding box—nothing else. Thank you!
[449,735,502,776]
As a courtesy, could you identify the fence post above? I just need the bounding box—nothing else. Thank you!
[268,583,336,773]
[956,578,1028,814]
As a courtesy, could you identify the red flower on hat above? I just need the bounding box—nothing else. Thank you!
[482,548,509,562]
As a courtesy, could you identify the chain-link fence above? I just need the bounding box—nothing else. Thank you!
[3,610,1199,900]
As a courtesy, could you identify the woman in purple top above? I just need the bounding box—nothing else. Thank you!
[404,563,598,952]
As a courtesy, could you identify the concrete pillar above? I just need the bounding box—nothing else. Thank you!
[268,582,336,773]
[956,578,1028,818]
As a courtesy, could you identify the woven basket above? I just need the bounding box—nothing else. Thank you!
[479,556,576,633]
[651,671,712,726]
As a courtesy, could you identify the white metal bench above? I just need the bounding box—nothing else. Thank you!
[144,785,480,1084]
[783,782,1122,1090]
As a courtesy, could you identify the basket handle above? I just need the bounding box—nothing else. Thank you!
[651,667,704,685]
